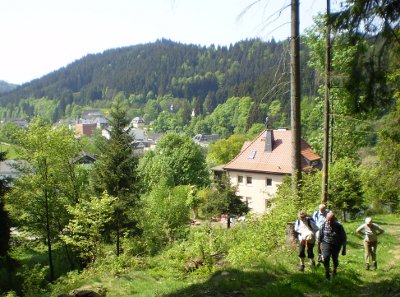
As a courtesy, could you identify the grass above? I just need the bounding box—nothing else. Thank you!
[5,214,400,297]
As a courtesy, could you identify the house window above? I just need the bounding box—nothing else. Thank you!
[238,175,243,184]
[246,176,252,185]
[266,178,272,187]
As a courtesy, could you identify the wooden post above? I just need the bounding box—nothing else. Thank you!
[291,0,302,194]
[322,0,331,203]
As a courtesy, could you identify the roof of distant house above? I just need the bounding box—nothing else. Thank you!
[223,129,321,174]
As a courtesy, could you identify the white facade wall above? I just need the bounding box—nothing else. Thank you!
[229,171,286,214]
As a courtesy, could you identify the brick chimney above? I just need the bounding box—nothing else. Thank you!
[265,129,274,152]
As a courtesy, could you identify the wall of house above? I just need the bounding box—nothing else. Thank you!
[75,123,97,137]
[229,171,286,214]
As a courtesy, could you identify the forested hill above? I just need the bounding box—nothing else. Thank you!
[0,39,317,121]
[0,80,17,94]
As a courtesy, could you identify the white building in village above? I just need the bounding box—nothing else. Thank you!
[221,129,321,214]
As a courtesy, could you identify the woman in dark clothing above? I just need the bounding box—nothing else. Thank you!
[318,212,347,280]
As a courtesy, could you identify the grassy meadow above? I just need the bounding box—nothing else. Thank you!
[5,213,398,297]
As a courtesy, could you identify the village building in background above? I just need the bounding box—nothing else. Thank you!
[219,129,321,214]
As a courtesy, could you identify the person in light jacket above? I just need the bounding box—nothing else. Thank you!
[356,217,385,270]
[294,210,319,271]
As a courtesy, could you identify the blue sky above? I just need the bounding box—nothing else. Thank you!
[0,0,326,85]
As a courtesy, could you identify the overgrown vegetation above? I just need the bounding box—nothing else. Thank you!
[1,1,399,296]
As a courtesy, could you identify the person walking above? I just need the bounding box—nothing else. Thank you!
[294,210,319,271]
[312,203,330,262]
[313,204,330,228]
[318,212,347,280]
[356,217,385,270]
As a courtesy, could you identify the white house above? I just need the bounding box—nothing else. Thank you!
[223,129,321,214]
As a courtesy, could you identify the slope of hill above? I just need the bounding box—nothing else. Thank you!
[0,80,18,94]
[0,39,318,122]
[43,213,400,296]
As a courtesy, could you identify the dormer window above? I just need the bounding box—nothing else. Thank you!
[248,150,257,159]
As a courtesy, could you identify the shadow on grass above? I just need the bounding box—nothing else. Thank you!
[161,267,303,297]
[160,264,382,297]
[359,275,400,297]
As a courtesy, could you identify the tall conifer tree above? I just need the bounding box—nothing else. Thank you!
[92,96,139,256]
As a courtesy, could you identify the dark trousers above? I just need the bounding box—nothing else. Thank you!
[321,242,341,277]
[299,240,315,259]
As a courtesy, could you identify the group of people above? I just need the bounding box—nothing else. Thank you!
[294,204,385,280]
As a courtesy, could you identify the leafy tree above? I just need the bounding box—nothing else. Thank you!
[200,175,249,228]
[91,98,139,256]
[5,118,82,281]
[186,185,201,219]
[207,134,248,166]
[61,192,116,266]
[152,111,180,132]
[208,97,254,136]
[143,99,160,123]
[330,1,399,114]
[0,122,22,144]
[246,123,266,139]
[363,80,400,212]
[138,182,191,254]
[305,21,376,160]
[332,0,400,43]
[329,158,364,220]
[138,132,210,190]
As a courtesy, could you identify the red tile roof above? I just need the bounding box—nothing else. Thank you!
[223,129,321,174]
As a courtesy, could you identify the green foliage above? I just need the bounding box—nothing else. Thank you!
[91,97,140,255]
[61,192,116,266]
[199,175,249,228]
[300,94,324,154]
[5,118,83,280]
[137,183,191,254]
[362,92,400,212]
[138,132,210,190]
[0,122,22,144]
[329,158,364,220]
[92,98,139,198]
[208,97,253,136]
[304,22,377,160]
[17,264,48,297]
[246,123,265,139]
[3,291,18,297]
[206,134,248,166]
[227,173,321,266]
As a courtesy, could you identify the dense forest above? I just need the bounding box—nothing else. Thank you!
[0,38,318,127]
[0,81,17,95]
[0,0,399,296]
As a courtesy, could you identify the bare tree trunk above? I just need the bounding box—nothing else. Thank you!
[291,0,302,195]
[322,0,331,203]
